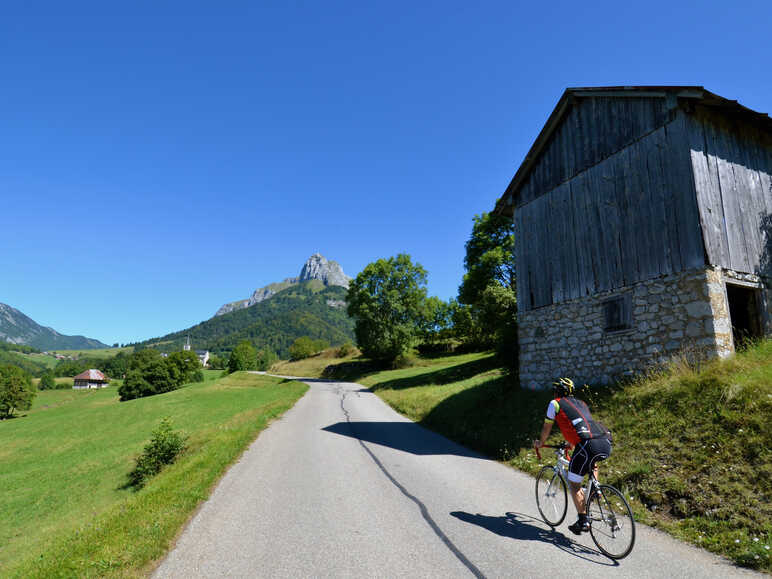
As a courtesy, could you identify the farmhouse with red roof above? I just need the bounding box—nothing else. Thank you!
[73,369,110,389]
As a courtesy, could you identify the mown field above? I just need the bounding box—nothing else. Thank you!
[12,351,59,369]
[318,344,772,571]
[48,347,133,359]
[1,370,307,578]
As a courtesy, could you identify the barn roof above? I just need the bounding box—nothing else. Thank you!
[73,369,108,381]
[494,86,772,217]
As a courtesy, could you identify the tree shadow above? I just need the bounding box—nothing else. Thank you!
[321,420,487,459]
[414,374,551,460]
[366,356,502,392]
[450,511,618,566]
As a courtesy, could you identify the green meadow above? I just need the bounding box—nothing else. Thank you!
[1,370,307,578]
[12,351,59,369]
[48,347,133,359]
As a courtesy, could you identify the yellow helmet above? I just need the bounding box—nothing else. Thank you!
[552,377,574,397]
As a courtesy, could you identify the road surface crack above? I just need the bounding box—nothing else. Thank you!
[339,390,485,579]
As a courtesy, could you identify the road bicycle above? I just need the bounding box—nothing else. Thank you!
[534,442,636,559]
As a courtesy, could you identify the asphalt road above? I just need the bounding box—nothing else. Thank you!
[153,379,759,578]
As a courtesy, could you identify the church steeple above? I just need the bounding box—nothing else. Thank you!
[184,336,191,351]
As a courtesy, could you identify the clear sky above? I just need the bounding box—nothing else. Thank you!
[2,0,770,345]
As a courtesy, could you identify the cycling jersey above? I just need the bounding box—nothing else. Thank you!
[545,396,610,446]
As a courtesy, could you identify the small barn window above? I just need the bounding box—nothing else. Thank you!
[603,295,632,332]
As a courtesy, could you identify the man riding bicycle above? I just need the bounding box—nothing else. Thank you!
[533,377,612,535]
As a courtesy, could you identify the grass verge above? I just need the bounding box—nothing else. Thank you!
[269,347,361,378]
[336,345,772,571]
[1,371,307,578]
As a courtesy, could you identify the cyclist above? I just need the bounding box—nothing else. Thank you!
[533,377,612,535]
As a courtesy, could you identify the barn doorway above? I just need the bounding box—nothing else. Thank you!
[726,284,763,347]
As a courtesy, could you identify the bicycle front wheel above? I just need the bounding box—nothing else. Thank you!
[588,484,636,559]
[535,465,567,527]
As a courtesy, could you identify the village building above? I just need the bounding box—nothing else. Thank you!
[183,336,210,367]
[73,369,110,389]
[494,86,772,389]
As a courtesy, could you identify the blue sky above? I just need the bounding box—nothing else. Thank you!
[1,0,770,345]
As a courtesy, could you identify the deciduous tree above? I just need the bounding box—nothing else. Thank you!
[457,212,518,358]
[228,341,258,373]
[347,254,428,362]
[0,365,35,419]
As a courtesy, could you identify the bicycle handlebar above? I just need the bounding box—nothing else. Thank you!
[533,441,569,461]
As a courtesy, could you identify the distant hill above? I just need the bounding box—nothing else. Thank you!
[0,303,109,351]
[141,281,354,358]
[215,253,352,316]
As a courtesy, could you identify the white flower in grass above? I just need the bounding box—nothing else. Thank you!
[735,539,741,544]
[754,537,759,542]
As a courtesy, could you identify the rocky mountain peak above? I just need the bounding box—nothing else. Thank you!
[214,254,351,317]
[298,253,351,288]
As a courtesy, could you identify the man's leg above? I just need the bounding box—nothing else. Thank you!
[570,480,585,515]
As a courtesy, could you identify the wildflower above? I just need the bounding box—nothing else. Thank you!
[754,538,760,542]
[735,539,740,544]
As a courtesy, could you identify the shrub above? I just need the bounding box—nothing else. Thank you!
[0,365,35,419]
[336,342,356,357]
[256,348,278,371]
[127,418,187,489]
[39,372,56,390]
[228,341,258,373]
[289,337,318,360]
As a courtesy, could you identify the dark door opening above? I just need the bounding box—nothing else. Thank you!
[726,284,763,346]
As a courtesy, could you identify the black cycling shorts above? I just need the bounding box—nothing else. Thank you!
[568,437,611,483]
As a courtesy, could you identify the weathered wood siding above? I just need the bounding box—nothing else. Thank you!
[687,108,772,275]
[516,111,705,311]
[515,97,672,208]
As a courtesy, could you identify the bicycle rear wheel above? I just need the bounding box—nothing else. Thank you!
[535,465,567,527]
[588,484,635,559]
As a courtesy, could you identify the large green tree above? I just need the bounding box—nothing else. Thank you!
[458,212,516,305]
[0,365,35,419]
[347,254,428,362]
[228,341,258,373]
[168,350,204,383]
[457,212,517,357]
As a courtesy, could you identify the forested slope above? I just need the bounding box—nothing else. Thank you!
[141,282,354,358]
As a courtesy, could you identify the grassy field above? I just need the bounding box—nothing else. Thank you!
[13,351,60,369]
[321,345,772,571]
[269,346,361,377]
[1,370,307,578]
[48,347,133,359]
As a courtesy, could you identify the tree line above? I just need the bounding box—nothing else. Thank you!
[346,212,516,365]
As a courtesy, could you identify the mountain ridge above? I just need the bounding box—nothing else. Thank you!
[142,281,354,358]
[0,303,109,350]
[215,253,351,316]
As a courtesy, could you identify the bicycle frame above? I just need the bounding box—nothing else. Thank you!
[535,441,636,559]
[536,444,597,512]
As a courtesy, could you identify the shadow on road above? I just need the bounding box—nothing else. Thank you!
[450,511,618,567]
[322,421,486,459]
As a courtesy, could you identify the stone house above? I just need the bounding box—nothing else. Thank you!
[73,369,110,389]
[494,86,772,389]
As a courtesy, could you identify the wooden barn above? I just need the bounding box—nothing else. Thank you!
[73,369,110,389]
[494,86,772,389]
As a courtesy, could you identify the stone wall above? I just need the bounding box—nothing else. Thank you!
[518,267,736,390]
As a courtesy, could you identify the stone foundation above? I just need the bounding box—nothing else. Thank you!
[518,267,739,390]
